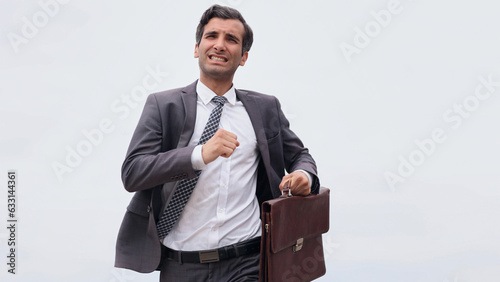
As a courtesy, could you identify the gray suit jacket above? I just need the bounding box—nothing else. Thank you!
[115,80,319,273]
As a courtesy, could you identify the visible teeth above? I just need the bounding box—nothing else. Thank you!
[211,56,225,62]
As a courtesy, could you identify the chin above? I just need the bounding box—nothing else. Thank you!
[202,68,235,80]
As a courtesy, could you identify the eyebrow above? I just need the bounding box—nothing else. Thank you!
[204,30,241,43]
[226,33,241,43]
[204,31,219,37]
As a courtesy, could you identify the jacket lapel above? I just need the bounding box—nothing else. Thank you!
[236,90,272,180]
[160,81,198,207]
[177,81,198,148]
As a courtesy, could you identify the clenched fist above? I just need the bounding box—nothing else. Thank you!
[279,171,311,196]
[202,129,240,164]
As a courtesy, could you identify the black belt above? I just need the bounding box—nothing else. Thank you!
[164,237,261,264]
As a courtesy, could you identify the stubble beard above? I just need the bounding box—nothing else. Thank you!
[199,57,238,83]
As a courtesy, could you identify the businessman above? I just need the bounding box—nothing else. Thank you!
[115,5,320,281]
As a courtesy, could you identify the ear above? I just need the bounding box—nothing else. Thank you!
[239,51,249,66]
[194,43,199,58]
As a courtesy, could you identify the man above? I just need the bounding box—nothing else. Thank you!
[115,4,320,281]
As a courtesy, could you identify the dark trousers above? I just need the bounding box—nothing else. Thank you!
[160,251,260,282]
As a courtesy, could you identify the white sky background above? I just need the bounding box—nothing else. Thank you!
[1,0,500,281]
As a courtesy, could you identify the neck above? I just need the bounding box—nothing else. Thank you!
[199,76,233,96]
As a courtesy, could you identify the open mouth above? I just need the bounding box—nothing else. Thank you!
[209,55,228,62]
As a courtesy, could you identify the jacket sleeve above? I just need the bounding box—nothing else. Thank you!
[275,97,321,194]
[121,93,198,192]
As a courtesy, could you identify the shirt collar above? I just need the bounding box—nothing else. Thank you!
[196,80,236,106]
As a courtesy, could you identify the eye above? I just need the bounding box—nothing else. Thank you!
[227,36,239,43]
[205,33,217,39]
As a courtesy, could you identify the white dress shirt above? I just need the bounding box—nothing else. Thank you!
[163,81,262,251]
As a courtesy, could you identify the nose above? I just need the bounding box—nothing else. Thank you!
[213,38,226,52]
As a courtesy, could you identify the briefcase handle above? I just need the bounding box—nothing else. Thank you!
[279,181,292,198]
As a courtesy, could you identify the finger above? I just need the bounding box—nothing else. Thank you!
[221,136,239,148]
[288,172,310,196]
[216,129,238,140]
[293,183,309,196]
[293,179,311,196]
[219,143,237,158]
[216,130,239,147]
[279,175,292,191]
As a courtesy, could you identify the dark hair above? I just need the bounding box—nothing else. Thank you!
[196,5,253,55]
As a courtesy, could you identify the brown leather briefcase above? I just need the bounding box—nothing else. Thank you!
[259,186,330,282]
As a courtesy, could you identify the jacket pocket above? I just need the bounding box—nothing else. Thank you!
[266,131,281,145]
[126,196,150,217]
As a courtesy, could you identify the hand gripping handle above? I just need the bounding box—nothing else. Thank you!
[279,180,292,198]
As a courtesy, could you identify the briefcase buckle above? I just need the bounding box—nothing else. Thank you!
[199,249,220,263]
[293,238,304,253]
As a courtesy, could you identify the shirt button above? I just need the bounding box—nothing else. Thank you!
[212,227,217,231]
[218,208,224,213]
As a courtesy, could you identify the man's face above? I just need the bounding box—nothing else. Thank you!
[195,18,248,83]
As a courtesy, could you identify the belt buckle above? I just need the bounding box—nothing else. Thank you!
[199,249,219,263]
